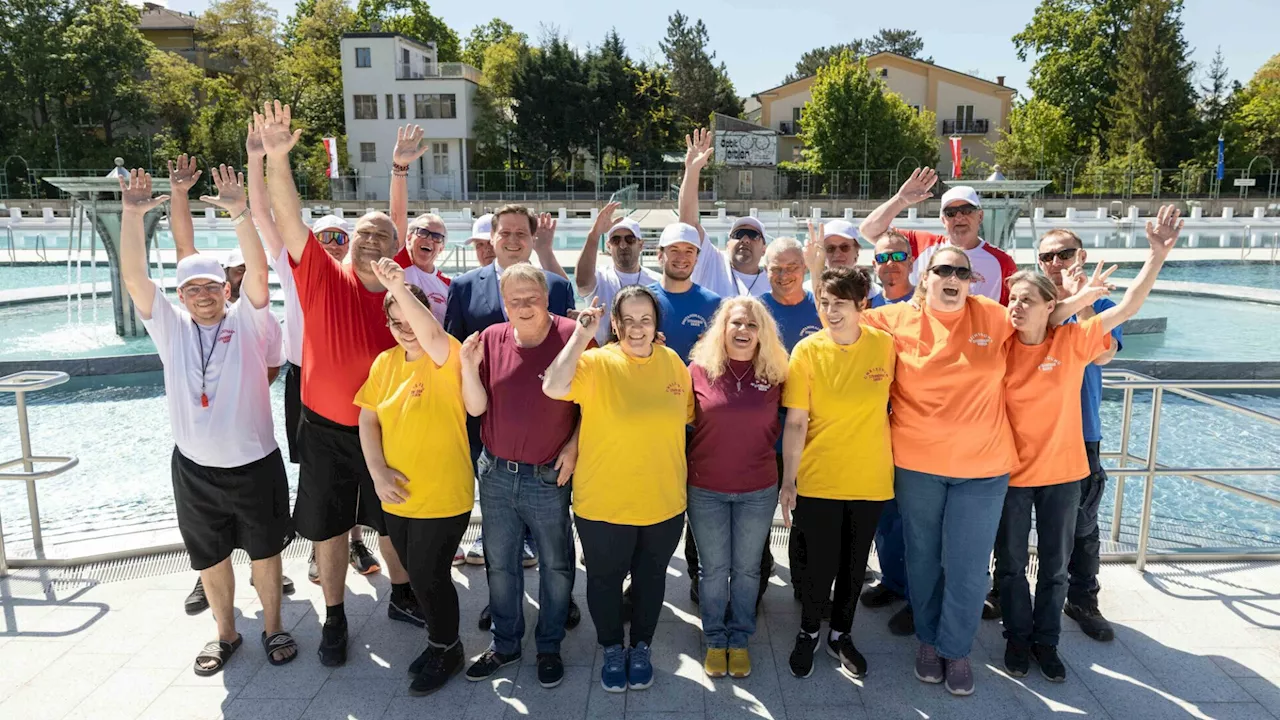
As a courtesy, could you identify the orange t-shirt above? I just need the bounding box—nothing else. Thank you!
[863,296,1017,478]
[1004,316,1113,488]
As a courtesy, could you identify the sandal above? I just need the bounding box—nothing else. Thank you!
[193,634,243,677]
[262,630,299,666]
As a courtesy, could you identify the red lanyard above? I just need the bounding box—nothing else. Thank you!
[195,317,226,408]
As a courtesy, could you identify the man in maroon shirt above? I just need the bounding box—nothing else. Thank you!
[458,264,586,689]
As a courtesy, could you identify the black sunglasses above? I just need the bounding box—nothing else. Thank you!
[1038,248,1079,263]
[730,228,762,241]
[929,264,973,280]
[943,204,979,218]
[410,227,446,243]
[874,251,910,264]
[608,234,640,245]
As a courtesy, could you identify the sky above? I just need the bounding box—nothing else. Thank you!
[165,0,1279,99]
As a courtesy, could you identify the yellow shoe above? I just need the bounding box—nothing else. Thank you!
[728,648,751,678]
[704,648,728,678]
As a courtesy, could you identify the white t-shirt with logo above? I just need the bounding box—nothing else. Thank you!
[579,264,662,345]
[404,265,451,324]
[142,285,278,468]
[270,246,304,367]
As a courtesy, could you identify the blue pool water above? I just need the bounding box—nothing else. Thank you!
[1110,260,1280,290]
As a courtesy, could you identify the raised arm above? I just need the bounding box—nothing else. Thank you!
[390,124,430,244]
[459,332,487,417]
[166,154,202,262]
[1050,258,1118,325]
[372,258,450,366]
[543,297,600,400]
[805,220,827,308]
[201,165,269,309]
[118,170,171,318]
[245,116,284,259]
[533,213,569,279]
[779,407,809,528]
[259,101,308,263]
[575,201,620,297]
[1096,205,1181,334]
[859,167,937,240]
[679,128,712,233]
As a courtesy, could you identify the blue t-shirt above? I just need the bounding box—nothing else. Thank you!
[1066,297,1123,443]
[649,282,722,363]
[761,291,822,352]
[869,287,915,308]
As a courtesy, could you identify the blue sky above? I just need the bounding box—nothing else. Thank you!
[168,0,1277,99]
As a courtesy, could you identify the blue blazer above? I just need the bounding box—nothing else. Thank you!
[443,263,575,342]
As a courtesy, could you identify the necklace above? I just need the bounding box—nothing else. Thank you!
[617,267,644,287]
[728,361,753,392]
[738,269,763,296]
[194,316,226,408]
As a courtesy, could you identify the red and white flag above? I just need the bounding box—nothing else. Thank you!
[323,138,339,178]
[949,136,963,179]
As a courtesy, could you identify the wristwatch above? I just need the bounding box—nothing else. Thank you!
[231,208,251,226]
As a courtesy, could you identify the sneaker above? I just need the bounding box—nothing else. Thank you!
[318,620,348,667]
[465,647,521,681]
[565,599,581,630]
[522,540,538,568]
[888,605,915,636]
[537,653,564,688]
[388,589,426,628]
[1003,641,1030,678]
[788,631,820,678]
[982,587,1002,620]
[728,648,751,679]
[282,575,295,595]
[914,643,944,684]
[1032,643,1067,682]
[826,633,868,678]
[349,540,381,575]
[600,644,627,693]
[1064,601,1115,642]
[184,578,209,615]
[465,536,486,566]
[409,640,464,696]
[478,605,492,631]
[703,648,727,678]
[944,655,975,696]
[452,546,465,567]
[307,548,320,584]
[627,642,654,690]
[860,583,904,609]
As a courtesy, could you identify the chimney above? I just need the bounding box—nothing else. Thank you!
[996,75,1005,86]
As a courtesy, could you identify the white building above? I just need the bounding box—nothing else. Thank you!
[340,32,481,201]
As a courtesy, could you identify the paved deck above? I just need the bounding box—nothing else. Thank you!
[1,547,1278,720]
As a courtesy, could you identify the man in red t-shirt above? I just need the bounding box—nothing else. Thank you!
[259,100,421,666]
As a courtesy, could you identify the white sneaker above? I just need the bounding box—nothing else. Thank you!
[452,546,466,567]
[522,540,538,568]
[465,536,486,565]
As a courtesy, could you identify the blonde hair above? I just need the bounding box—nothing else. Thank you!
[689,297,789,386]
[764,236,803,266]
[911,246,971,304]
[498,263,547,294]
[1005,270,1057,303]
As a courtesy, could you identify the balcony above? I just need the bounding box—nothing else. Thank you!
[942,118,990,135]
[779,121,797,136]
[396,62,482,84]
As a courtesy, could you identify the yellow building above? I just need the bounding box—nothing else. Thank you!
[136,2,225,74]
[752,52,1016,169]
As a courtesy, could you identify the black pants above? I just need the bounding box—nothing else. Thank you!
[995,481,1081,647]
[577,513,683,648]
[384,511,471,646]
[790,496,883,634]
[1068,442,1106,607]
[685,455,781,604]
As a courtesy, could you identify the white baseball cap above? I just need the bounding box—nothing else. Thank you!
[659,222,702,250]
[729,216,767,238]
[311,214,350,234]
[823,219,859,241]
[469,213,494,243]
[606,218,642,240]
[176,254,226,288]
[940,186,982,210]
[221,249,245,269]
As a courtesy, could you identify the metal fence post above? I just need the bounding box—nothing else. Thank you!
[1111,385,1135,543]
[1135,387,1164,572]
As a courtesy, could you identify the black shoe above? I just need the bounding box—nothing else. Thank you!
[565,600,581,631]
[788,631,821,678]
[282,575,295,595]
[409,640,464,696]
[537,653,564,688]
[860,584,904,609]
[1032,642,1067,682]
[478,605,492,631]
[349,540,381,575]
[1004,640,1031,678]
[389,589,426,628]
[690,574,700,606]
[826,633,868,678]
[318,620,348,667]
[887,605,915,636]
[307,549,320,585]
[184,578,209,615]
[465,647,521,681]
[1063,601,1115,642]
[982,588,1002,620]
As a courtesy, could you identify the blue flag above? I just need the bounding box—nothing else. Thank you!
[1216,135,1225,181]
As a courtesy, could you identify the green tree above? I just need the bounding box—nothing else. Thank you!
[279,0,354,137]
[659,12,741,131]
[0,0,79,137]
[797,51,937,173]
[353,0,460,62]
[471,33,529,167]
[511,36,590,168]
[143,49,207,155]
[990,98,1075,177]
[461,18,524,70]
[59,0,152,144]
[620,63,679,168]
[197,0,282,105]
[1233,53,1280,162]
[784,29,929,84]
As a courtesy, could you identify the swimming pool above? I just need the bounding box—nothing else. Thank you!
[1109,260,1280,290]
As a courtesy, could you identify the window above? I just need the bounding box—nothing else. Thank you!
[355,47,371,67]
[910,105,921,114]
[878,68,888,77]
[353,95,377,119]
[431,142,450,175]
[737,170,753,196]
[956,105,975,125]
[414,94,458,119]
[385,94,394,119]
[792,107,802,123]
[439,94,456,118]
[397,94,406,120]
[360,142,376,163]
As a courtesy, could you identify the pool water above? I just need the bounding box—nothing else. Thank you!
[1110,260,1280,290]
[1122,294,1280,361]
[0,263,113,290]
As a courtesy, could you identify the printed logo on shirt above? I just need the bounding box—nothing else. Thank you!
[864,367,890,382]
[218,330,235,344]
[665,382,685,396]
[750,380,771,392]
[969,333,992,347]
[428,292,447,309]
[1038,356,1062,373]
[409,382,424,398]
[799,325,821,338]
[681,314,708,328]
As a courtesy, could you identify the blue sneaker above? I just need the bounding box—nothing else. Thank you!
[601,644,627,693]
[628,641,654,690]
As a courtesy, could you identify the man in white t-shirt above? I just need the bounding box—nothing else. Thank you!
[119,166,297,676]
[573,202,661,345]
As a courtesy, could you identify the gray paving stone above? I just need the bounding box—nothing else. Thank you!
[618,622,709,715]
[0,638,71,686]
[502,663,592,720]
[1238,677,1280,717]
[63,667,180,720]
[219,697,311,720]
[702,648,788,720]
[856,651,1026,720]
[298,676,398,720]
[0,651,131,720]
[136,686,236,720]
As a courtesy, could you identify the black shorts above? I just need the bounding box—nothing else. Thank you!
[172,447,293,571]
[284,363,303,463]
[294,406,388,541]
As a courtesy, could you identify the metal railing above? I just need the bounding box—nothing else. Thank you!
[942,118,991,135]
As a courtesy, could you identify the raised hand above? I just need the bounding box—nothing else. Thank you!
[896,167,938,206]
[684,128,714,171]
[118,170,170,214]
[460,332,483,370]
[1145,204,1183,259]
[371,257,405,289]
[260,100,302,158]
[576,296,603,335]
[590,201,622,238]
[1063,257,1116,300]
[804,220,825,274]
[198,164,247,216]
[393,125,429,166]
[373,466,410,504]
[167,154,202,195]
[245,116,265,159]
[534,213,558,253]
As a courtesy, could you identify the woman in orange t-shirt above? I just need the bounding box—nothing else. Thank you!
[995,206,1180,683]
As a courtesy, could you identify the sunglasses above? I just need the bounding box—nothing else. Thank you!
[730,229,762,241]
[929,264,973,280]
[317,230,348,246]
[180,282,224,297]
[943,204,979,218]
[1038,248,1079,263]
[608,234,640,245]
[410,227,446,243]
[874,251,910,264]
[824,242,855,254]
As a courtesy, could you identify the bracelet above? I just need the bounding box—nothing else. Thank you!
[392,163,410,173]
[392,170,408,177]
[231,207,251,226]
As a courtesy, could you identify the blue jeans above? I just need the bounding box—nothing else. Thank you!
[477,449,574,655]
[996,481,1081,647]
[686,485,778,648]
[895,467,1009,660]
[873,498,909,596]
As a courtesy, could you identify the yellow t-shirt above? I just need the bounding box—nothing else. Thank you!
[781,328,895,501]
[354,339,474,519]
[564,343,694,526]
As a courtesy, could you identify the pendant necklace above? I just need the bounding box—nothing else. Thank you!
[195,316,226,409]
[728,361,753,392]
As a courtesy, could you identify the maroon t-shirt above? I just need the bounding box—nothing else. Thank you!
[479,315,587,466]
[687,360,782,493]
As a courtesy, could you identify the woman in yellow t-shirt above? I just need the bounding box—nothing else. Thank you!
[778,266,895,682]
[542,285,692,694]
[355,259,473,698]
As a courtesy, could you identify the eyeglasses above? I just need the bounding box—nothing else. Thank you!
[929,264,973,280]
[730,229,762,241]
[317,230,348,246]
[824,242,855,254]
[943,204,979,218]
[410,227,446,243]
[180,282,224,297]
[1037,248,1079,264]
[608,234,640,246]
[874,251,910,263]
[767,265,804,276]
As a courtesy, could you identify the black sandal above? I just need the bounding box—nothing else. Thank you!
[262,631,299,666]
[193,634,242,676]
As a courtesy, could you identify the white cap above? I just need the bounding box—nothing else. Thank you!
[823,219,859,241]
[311,214,349,234]
[729,216,766,238]
[469,213,494,242]
[176,254,226,288]
[940,186,982,210]
[659,222,702,250]
[221,249,244,269]
[606,218,642,240]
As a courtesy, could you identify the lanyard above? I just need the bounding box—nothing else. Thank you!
[195,317,226,408]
